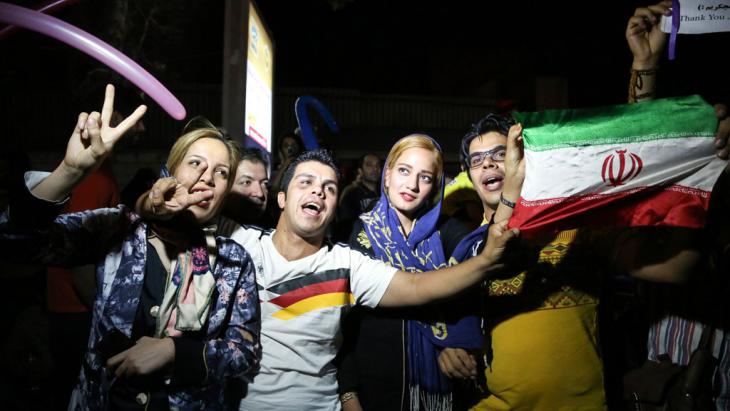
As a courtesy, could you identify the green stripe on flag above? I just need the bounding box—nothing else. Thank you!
[513,95,717,151]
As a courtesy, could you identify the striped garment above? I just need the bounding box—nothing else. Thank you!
[511,95,726,233]
[648,316,730,411]
[267,268,355,320]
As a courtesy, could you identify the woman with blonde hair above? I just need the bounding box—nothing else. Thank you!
[337,134,478,411]
[1,85,260,410]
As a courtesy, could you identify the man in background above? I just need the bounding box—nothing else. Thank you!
[335,153,381,241]
[223,147,271,226]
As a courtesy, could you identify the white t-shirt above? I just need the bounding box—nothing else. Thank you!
[218,222,397,411]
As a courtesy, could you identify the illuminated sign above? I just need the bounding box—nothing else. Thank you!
[244,2,273,152]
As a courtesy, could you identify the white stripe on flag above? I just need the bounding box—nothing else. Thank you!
[520,136,725,201]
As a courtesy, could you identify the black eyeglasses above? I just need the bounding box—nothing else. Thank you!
[468,145,506,168]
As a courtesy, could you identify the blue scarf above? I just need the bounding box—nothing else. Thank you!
[451,223,489,263]
[360,136,480,410]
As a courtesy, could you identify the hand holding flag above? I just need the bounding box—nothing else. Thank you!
[511,95,727,233]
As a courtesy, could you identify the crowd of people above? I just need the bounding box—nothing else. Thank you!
[1,2,730,410]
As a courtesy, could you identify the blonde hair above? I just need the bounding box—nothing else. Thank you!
[386,134,443,192]
[166,125,240,189]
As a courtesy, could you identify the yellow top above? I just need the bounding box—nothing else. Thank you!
[472,229,607,411]
[442,171,480,216]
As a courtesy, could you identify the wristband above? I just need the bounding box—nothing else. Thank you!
[500,193,516,209]
[340,391,358,404]
[634,91,656,101]
[630,67,658,76]
[628,66,658,103]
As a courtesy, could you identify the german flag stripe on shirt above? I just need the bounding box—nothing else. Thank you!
[267,268,353,320]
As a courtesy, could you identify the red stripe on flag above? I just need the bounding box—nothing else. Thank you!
[510,185,712,233]
[269,278,350,308]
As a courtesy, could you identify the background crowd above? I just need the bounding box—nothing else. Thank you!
[1,1,730,411]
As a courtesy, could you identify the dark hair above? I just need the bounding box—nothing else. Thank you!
[279,149,341,193]
[277,132,304,153]
[358,153,380,169]
[460,113,515,170]
[239,147,270,169]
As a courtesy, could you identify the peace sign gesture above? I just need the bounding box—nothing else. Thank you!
[32,84,146,202]
[63,84,147,174]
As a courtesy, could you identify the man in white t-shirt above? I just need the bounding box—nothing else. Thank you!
[142,149,517,410]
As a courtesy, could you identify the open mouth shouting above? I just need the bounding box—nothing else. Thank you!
[301,200,324,217]
[481,172,504,192]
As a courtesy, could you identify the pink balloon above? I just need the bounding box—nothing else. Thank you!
[0,0,80,40]
[0,2,186,120]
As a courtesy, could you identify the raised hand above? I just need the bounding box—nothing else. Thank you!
[140,177,213,220]
[492,123,525,225]
[626,1,671,69]
[62,84,147,176]
[504,123,525,190]
[31,84,146,202]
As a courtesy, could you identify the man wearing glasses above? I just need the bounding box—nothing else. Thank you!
[437,113,611,410]
[439,110,730,409]
[460,114,516,225]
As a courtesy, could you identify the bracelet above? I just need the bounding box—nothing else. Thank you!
[500,193,516,209]
[340,391,358,404]
[628,66,658,103]
[634,91,656,101]
[630,67,658,76]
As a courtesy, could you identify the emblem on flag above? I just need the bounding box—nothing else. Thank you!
[510,95,725,232]
[601,149,643,187]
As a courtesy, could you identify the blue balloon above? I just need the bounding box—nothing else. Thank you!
[295,95,339,150]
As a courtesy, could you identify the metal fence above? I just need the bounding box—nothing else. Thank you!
[2,84,495,152]
[2,85,498,185]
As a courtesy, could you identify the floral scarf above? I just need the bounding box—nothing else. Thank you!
[155,226,218,337]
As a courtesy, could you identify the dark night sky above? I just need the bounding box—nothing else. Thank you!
[257,0,730,106]
[2,1,728,100]
[1,0,729,150]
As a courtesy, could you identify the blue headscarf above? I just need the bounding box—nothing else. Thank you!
[360,135,446,272]
[360,135,480,409]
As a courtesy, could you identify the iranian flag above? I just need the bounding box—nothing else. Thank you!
[510,95,726,233]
